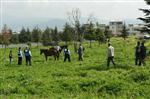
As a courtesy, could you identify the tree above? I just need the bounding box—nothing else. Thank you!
[0,33,3,44]
[61,23,73,44]
[32,27,42,47]
[1,24,12,65]
[51,26,59,45]
[42,27,52,46]
[19,27,31,43]
[138,0,150,33]
[2,24,12,45]
[104,26,112,42]
[95,24,105,45]
[121,23,128,40]
[68,8,81,52]
[10,33,19,44]
[26,28,31,42]
[84,22,96,48]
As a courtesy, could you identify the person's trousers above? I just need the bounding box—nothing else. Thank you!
[25,56,31,65]
[107,56,115,67]
[10,58,13,64]
[64,55,71,62]
[18,57,22,65]
[78,54,83,61]
[135,56,140,65]
[139,58,146,66]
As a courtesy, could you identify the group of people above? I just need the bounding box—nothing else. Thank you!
[8,44,85,65]
[9,47,32,66]
[8,41,147,67]
[106,41,147,67]
[63,44,85,62]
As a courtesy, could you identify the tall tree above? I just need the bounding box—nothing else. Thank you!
[51,26,59,45]
[42,27,52,46]
[2,24,12,45]
[95,24,105,45]
[10,33,19,44]
[84,22,96,48]
[1,24,12,65]
[68,8,81,52]
[61,23,73,44]
[26,28,31,42]
[121,23,128,40]
[104,26,112,42]
[19,27,30,43]
[138,0,150,33]
[32,27,42,47]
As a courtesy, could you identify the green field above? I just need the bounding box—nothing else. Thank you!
[1,37,150,99]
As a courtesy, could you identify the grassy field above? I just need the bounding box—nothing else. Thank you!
[0,36,150,99]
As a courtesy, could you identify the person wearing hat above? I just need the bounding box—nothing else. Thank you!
[107,43,115,67]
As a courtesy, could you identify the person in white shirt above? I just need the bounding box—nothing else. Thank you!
[107,43,115,67]
[18,47,23,65]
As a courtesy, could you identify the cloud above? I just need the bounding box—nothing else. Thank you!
[1,0,149,31]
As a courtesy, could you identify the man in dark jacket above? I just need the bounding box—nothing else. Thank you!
[135,41,140,65]
[24,47,32,66]
[64,47,71,62]
[139,42,146,66]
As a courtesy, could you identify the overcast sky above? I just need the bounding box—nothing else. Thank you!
[0,0,149,31]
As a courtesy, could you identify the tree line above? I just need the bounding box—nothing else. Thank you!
[1,22,114,46]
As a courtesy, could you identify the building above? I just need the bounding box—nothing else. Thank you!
[98,24,106,31]
[127,24,144,35]
[109,21,123,35]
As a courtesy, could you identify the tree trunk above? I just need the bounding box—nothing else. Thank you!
[37,42,39,48]
[4,44,6,66]
[74,41,77,53]
[89,40,92,48]
[65,41,68,45]
[98,40,101,46]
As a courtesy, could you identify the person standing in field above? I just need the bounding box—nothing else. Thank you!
[107,43,115,67]
[135,41,141,65]
[9,49,13,64]
[24,47,32,66]
[64,46,71,62]
[139,42,146,66]
[77,44,84,61]
[18,47,23,65]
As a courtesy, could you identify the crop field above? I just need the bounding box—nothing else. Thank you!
[0,37,150,99]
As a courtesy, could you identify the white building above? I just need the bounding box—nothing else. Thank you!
[98,24,106,31]
[109,21,123,35]
[127,24,144,35]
